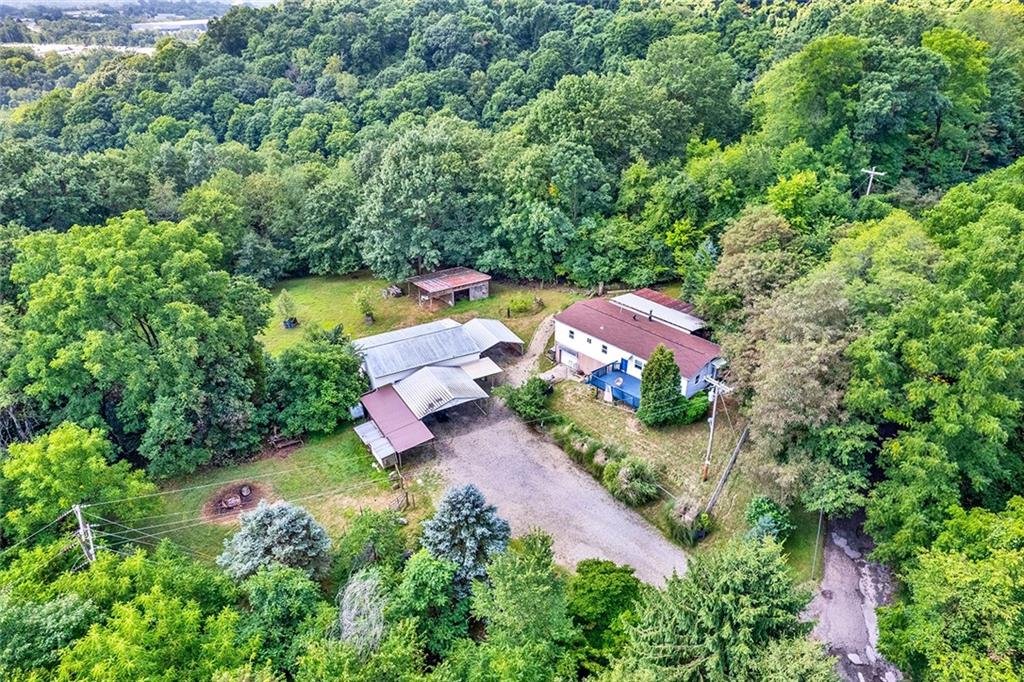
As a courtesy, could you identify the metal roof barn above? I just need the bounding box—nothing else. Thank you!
[353,319,480,387]
[393,366,488,419]
[462,318,525,352]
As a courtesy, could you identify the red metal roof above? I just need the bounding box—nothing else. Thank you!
[555,298,721,378]
[407,267,491,294]
[632,288,698,315]
[360,385,434,453]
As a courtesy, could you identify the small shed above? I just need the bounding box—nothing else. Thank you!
[407,267,491,308]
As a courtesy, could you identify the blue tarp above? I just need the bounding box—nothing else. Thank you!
[587,367,641,408]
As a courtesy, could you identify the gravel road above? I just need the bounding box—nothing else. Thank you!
[426,402,687,585]
[805,515,902,682]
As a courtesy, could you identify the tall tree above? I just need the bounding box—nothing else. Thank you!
[7,211,271,477]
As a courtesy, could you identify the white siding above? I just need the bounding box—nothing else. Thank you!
[553,320,718,398]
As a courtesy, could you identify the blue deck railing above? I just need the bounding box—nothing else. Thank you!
[587,364,641,409]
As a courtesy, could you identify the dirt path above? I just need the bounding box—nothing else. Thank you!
[425,403,687,584]
[805,515,902,682]
[504,313,556,386]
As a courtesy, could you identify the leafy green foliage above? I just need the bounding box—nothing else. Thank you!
[387,549,468,659]
[0,592,97,676]
[268,325,367,436]
[878,498,1024,681]
[6,212,271,477]
[1,422,156,542]
[744,496,794,543]
[333,509,407,581]
[241,564,326,675]
[495,377,553,424]
[636,345,686,427]
[566,559,641,672]
[217,501,332,581]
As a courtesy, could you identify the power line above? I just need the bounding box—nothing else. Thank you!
[0,509,74,559]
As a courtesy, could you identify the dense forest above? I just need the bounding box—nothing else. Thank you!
[2,0,1024,679]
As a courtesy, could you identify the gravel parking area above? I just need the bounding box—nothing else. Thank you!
[424,402,687,585]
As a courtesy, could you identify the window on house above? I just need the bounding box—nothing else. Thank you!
[568,329,574,339]
[634,359,644,370]
[586,337,592,344]
[601,344,608,354]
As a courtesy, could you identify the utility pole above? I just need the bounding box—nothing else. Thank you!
[72,504,95,565]
[701,377,733,482]
[861,166,886,195]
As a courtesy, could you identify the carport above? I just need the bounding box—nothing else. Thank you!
[357,385,435,467]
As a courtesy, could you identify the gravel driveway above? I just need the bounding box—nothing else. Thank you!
[425,402,687,585]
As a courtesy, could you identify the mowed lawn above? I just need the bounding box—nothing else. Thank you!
[260,273,583,354]
[549,381,823,580]
[137,432,392,560]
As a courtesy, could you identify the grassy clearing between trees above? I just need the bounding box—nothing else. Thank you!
[147,432,394,559]
[260,273,583,354]
[784,507,827,587]
[549,381,821,580]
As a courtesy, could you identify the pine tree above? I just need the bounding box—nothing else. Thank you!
[420,485,510,595]
[217,501,331,580]
[637,344,685,427]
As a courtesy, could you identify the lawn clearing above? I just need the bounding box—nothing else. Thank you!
[785,506,826,587]
[549,381,791,558]
[261,273,583,354]
[137,431,394,560]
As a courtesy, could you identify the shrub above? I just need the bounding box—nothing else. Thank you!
[679,392,710,425]
[218,501,332,580]
[495,377,553,424]
[276,288,297,320]
[602,457,660,506]
[333,509,407,581]
[664,505,715,547]
[507,294,534,314]
[355,289,375,321]
[745,496,793,542]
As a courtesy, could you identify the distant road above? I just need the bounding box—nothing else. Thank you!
[0,42,155,56]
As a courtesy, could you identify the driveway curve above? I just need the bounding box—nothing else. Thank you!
[427,403,687,585]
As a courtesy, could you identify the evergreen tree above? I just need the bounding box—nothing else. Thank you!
[637,344,685,427]
[217,501,331,580]
[420,485,510,595]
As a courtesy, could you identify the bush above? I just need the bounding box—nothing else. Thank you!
[337,568,389,656]
[507,294,535,314]
[602,457,660,506]
[333,509,406,581]
[495,377,553,424]
[745,496,793,543]
[664,505,715,547]
[679,392,710,425]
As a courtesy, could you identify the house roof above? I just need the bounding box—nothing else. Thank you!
[406,267,491,294]
[393,366,488,419]
[611,290,706,333]
[555,298,722,378]
[353,319,479,380]
[462,318,524,351]
[359,385,434,453]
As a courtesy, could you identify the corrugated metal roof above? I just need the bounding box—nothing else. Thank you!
[611,292,706,333]
[360,385,435,453]
[462,318,524,351]
[353,319,479,381]
[394,366,488,419]
[406,267,491,294]
[461,356,503,379]
[354,420,396,463]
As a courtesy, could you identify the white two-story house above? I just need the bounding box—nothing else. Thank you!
[553,289,723,406]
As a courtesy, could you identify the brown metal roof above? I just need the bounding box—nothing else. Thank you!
[360,385,434,453]
[407,267,491,294]
[555,298,722,378]
[632,288,698,315]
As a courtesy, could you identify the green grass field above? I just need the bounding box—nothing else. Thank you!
[260,273,582,354]
[137,432,392,560]
[784,506,827,586]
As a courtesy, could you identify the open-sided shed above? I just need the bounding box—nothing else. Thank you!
[406,267,491,308]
